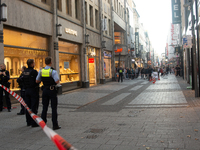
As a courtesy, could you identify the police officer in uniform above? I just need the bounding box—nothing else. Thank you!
[0,63,11,112]
[36,57,61,130]
[23,59,39,127]
[118,66,124,82]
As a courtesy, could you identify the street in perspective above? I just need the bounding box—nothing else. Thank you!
[1,0,200,150]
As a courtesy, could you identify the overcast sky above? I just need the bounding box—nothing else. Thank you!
[133,0,172,55]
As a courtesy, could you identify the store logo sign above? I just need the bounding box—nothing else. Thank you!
[89,58,94,63]
[65,28,78,36]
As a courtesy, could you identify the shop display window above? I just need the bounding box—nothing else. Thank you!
[4,29,47,50]
[58,41,80,83]
[104,51,112,79]
[4,47,48,91]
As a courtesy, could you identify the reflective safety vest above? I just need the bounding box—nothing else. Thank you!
[41,68,56,86]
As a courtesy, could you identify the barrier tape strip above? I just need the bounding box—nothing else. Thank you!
[0,84,77,150]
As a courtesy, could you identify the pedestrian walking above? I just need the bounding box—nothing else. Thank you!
[123,68,126,79]
[36,57,61,130]
[118,66,124,82]
[16,66,27,115]
[141,68,144,79]
[135,67,138,78]
[0,63,11,112]
[23,59,39,127]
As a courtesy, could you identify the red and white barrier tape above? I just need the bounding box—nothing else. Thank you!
[0,84,77,150]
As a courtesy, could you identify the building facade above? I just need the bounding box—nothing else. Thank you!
[0,0,153,93]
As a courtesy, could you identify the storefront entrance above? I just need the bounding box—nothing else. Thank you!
[87,47,100,86]
[88,58,96,85]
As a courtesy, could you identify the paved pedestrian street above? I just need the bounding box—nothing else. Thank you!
[1,75,200,150]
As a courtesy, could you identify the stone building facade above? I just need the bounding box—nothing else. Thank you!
[0,0,135,93]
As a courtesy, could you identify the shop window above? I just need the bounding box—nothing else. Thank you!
[58,41,79,54]
[66,0,72,16]
[89,5,94,27]
[3,29,49,91]
[4,47,48,91]
[114,32,123,44]
[104,51,112,79]
[4,29,48,50]
[58,41,80,84]
[57,0,62,11]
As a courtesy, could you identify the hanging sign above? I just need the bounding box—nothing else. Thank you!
[171,0,181,24]
[135,32,139,55]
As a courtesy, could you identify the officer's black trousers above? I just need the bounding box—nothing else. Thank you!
[25,88,39,126]
[41,88,58,126]
[0,87,11,110]
[118,73,123,82]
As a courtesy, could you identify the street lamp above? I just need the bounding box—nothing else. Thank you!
[0,1,7,23]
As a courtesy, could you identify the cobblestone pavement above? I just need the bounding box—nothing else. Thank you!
[1,74,200,150]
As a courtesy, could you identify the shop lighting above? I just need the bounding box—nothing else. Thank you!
[56,24,62,36]
[0,2,7,23]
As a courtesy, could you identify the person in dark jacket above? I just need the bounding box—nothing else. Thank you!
[118,66,124,82]
[22,59,39,127]
[17,66,27,115]
[0,63,11,112]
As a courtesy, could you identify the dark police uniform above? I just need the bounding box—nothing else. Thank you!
[0,69,11,111]
[17,72,26,114]
[36,66,60,129]
[118,67,123,82]
[23,67,39,127]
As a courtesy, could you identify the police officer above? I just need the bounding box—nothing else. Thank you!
[0,63,11,112]
[17,66,27,115]
[36,57,61,130]
[23,59,39,127]
[118,66,123,82]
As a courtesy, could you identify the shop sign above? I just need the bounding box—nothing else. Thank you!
[183,35,192,48]
[135,32,139,55]
[104,51,112,58]
[65,28,78,36]
[171,0,181,24]
[89,58,94,63]
[64,61,69,69]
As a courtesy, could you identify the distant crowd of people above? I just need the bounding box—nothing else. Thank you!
[116,64,182,82]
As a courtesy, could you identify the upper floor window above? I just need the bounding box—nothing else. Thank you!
[57,0,62,11]
[66,0,72,16]
[89,5,94,27]
[75,0,80,20]
[41,0,46,3]
[95,9,99,29]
